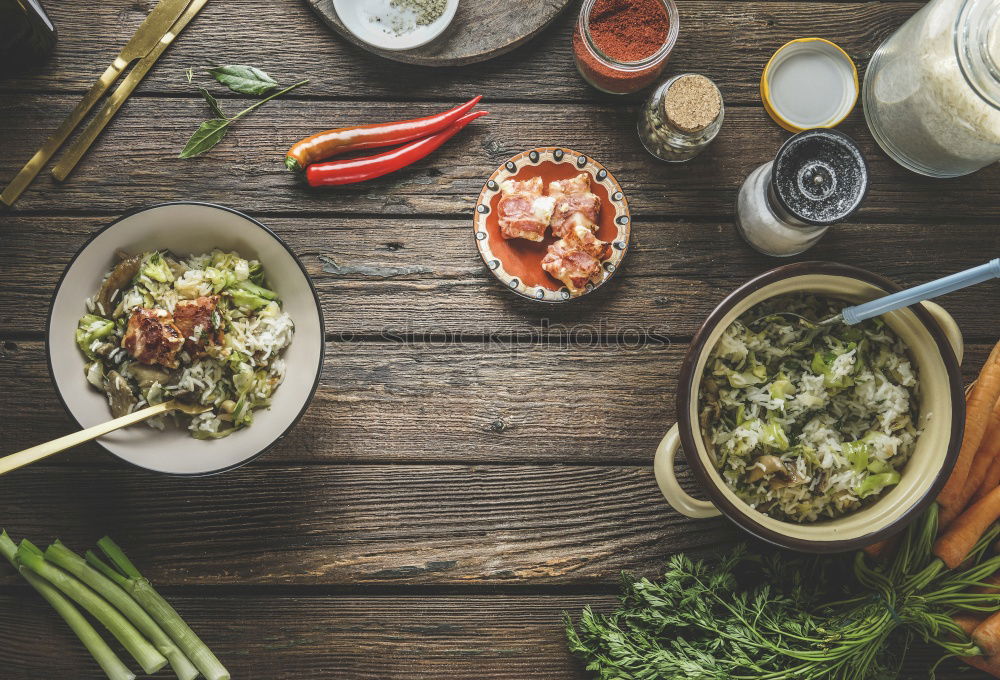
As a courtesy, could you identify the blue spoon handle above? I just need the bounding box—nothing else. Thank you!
[842,259,1000,325]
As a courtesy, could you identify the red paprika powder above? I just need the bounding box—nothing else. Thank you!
[572,0,678,95]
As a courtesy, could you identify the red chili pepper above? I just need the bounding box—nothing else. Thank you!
[306,110,488,187]
[286,96,482,172]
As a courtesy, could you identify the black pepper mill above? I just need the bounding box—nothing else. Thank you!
[735,128,869,256]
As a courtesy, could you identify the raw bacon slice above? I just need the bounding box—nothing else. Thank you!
[497,176,554,242]
[541,225,611,296]
[548,173,601,239]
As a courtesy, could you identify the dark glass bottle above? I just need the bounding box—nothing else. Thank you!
[0,0,57,76]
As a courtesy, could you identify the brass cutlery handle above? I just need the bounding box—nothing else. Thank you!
[52,0,211,182]
[0,400,177,475]
[0,62,129,206]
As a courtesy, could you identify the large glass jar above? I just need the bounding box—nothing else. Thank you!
[863,0,1000,177]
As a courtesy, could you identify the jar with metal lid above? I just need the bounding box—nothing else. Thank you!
[735,129,869,257]
[572,0,679,95]
[863,0,1000,177]
[637,73,723,162]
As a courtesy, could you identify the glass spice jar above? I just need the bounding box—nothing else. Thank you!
[573,0,680,95]
[863,0,1000,178]
[637,73,724,162]
[735,129,869,257]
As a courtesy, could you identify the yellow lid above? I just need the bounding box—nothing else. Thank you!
[760,38,859,133]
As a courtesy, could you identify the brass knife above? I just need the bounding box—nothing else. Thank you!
[52,0,210,181]
[0,0,193,207]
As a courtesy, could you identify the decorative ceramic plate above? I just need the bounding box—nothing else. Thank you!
[332,0,459,52]
[473,148,631,303]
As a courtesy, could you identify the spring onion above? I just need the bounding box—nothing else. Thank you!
[16,540,167,675]
[89,536,230,680]
[0,532,135,680]
[45,540,198,680]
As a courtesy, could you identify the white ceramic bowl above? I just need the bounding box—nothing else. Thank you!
[333,0,459,51]
[47,203,325,475]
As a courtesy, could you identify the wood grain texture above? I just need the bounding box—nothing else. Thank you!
[0,464,739,586]
[2,97,998,220]
[1,0,998,677]
[0,340,991,465]
[0,0,920,104]
[0,592,976,680]
[0,215,996,339]
[307,0,572,66]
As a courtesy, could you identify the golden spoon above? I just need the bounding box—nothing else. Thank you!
[0,400,210,476]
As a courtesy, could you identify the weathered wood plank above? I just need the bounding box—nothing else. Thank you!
[3,97,998,220]
[0,0,919,105]
[0,591,982,679]
[0,341,990,465]
[0,215,996,338]
[0,464,739,586]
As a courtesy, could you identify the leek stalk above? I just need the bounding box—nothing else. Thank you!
[45,540,199,680]
[90,537,230,680]
[0,532,135,680]
[16,540,167,675]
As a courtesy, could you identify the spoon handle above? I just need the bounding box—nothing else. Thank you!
[0,401,176,476]
[842,259,1000,325]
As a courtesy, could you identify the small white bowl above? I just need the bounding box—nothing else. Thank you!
[47,202,325,476]
[333,0,459,51]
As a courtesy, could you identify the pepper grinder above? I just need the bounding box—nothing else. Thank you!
[735,128,868,257]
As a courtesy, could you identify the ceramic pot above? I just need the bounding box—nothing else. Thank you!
[654,262,965,552]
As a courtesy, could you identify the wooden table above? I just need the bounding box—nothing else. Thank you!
[0,1,997,678]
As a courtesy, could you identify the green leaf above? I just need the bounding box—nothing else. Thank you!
[198,87,227,119]
[185,67,193,84]
[178,118,230,158]
[207,65,279,95]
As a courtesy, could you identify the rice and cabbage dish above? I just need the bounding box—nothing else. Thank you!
[76,249,294,439]
[699,293,921,522]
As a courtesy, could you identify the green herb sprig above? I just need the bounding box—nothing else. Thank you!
[179,65,306,158]
[566,504,1000,680]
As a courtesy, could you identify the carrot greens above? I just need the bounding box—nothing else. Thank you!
[566,504,1000,680]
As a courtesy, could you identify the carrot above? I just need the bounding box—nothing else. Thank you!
[959,398,1000,505]
[939,341,1000,509]
[962,655,1000,678]
[934,486,1000,569]
[975,609,1000,658]
[978,452,1000,504]
[956,612,987,634]
[940,502,963,529]
[862,535,899,561]
[971,399,1000,501]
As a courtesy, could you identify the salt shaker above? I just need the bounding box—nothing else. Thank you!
[735,129,868,257]
[637,73,724,162]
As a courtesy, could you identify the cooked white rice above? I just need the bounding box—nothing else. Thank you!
[700,294,920,522]
[77,249,294,439]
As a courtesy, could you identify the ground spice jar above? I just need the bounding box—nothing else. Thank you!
[735,129,869,257]
[573,0,679,95]
[638,73,724,161]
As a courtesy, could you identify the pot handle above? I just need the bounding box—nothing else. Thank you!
[922,301,964,365]
[653,424,721,519]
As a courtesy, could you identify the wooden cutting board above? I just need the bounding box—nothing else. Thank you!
[306,0,574,66]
